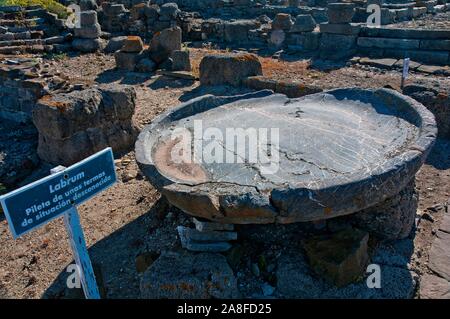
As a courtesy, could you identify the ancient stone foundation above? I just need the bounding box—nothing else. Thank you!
[32,84,138,166]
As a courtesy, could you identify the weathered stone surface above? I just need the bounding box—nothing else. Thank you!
[115,51,143,71]
[429,231,450,281]
[193,218,234,232]
[327,3,355,24]
[149,27,182,64]
[136,89,436,224]
[199,53,262,86]
[403,82,450,138]
[104,36,128,53]
[121,36,144,53]
[224,20,260,43]
[290,14,316,33]
[140,251,239,299]
[320,23,361,35]
[320,33,357,60]
[170,50,191,71]
[72,38,103,53]
[358,37,420,50]
[74,23,101,39]
[79,10,98,27]
[272,13,293,31]
[33,85,138,166]
[303,228,369,287]
[349,180,418,240]
[420,274,450,299]
[276,251,416,298]
[359,57,399,69]
[0,120,39,186]
[178,226,237,242]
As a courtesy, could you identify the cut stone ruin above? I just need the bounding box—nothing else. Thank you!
[136,88,436,237]
[33,84,139,166]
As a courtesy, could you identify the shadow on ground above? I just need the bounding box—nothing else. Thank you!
[42,197,174,299]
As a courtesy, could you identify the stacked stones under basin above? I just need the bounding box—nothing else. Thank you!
[136,88,437,225]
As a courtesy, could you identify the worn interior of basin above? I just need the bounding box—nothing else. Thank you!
[152,93,420,190]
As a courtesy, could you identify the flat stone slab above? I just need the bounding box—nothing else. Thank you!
[136,88,436,224]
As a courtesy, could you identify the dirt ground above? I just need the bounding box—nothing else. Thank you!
[0,50,449,298]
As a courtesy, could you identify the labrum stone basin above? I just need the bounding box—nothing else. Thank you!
[136,88,437,224]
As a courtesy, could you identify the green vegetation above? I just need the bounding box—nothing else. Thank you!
[0,0,69,19]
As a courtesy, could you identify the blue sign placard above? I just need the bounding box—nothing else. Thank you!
[0,148,117,238]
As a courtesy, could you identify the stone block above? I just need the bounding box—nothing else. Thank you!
[290,14,316,33]
[319,22,361,35]
[320,33,357,60]
[357,37,420,50]
[199,53,263,87]
[327,3,355,24]
[170,50,191,71]
[121,36,144,53]
[74,23,101,39]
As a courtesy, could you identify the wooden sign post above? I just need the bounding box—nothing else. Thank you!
[0,148,117,299]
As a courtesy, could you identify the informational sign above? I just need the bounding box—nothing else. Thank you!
[0,148,116,238]
[1,148,117,299]
[402,58,410,79]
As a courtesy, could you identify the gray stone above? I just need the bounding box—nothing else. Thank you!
[272,13,294,31]
[224,20,260,43]
[276,252,416,298]
[32,85,138,166]
[74,23,101,39]
[177,226,237,242]
[121,36,144,53]
[319,23,361,35]
[350,180,418,240]
[320,33,357,60]
[302,228,369,287]
[135,89,436,224]
[115,51,142,71]
[149,27,182,64]
[420,39,450,51]
[193,218,234,232]
[79,10,98,27]
[72,38,102,52]
[327,3,355,24]
[140,251,239,298]
[160,3,180,19]
[290,14,316,33]
[79,0,98,11]
[199,53,263,87]
[403,82,450,138]
[170,50,191,71]
[357,37,420,50]
[429,231,450,281]
[359,57,399,69]
[420,274,450,299]
[104,36,127,53]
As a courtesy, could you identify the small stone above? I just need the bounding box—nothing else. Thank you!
[177,226,237,242]
[420,274,450,299]
[302,228,369,287]
[290,14,316,33]
[327,3,356,24]
[170,50,191,71]
[121,36,144,53]
[140,251,239,298]
[193,218,234,232]
[429,231,450,281]
[272,13,293,31]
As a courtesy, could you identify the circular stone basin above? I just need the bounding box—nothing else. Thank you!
[136,88,437,224]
